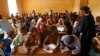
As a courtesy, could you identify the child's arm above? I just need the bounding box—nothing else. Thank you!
[92,37,100,50]
[57,34,60,46]
[34,35,41,48]
[43,35,48,47]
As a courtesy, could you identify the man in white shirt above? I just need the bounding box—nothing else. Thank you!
[60,35,81,56]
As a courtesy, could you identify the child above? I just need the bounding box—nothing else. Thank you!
[11,26,30,54]
[0,41,5,56]
[25,27,41,55]
[11,19,18,35]
[56,18,67,34]
[39,24,48,45]
[2,31,15,56]
[43,26,60,53]
[92,36,100,56]
[60,35,81,56]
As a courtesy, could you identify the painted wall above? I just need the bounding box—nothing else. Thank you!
[0,0,9,17]
[80,0,88,7]
[89,0,100,18]
[21,0,75,14]
[73,0,80,13]
[16,0,23,14]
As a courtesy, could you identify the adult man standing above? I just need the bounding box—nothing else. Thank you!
[76,6,96,56]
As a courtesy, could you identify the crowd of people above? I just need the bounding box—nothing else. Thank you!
[0,6,100,56]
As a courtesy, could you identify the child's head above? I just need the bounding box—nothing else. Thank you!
[0,34,4,40]
[12,19,16,24]
[30,27,39,35]
[40,23,47,31]
[7,30,16,39]
[0,41,5,48]
[61,35,75,45]
[96,16,100,23]
[0,44,3,48]
[58,18,64,25]
[49,26,58,35]
[20,26,28,35]
[67,35,75,45]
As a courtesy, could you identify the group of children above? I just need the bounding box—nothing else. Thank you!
[0,9,99,56]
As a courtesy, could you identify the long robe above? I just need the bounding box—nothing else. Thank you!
[76,14,96,56]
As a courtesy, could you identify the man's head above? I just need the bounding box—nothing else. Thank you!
[79,6,90,16]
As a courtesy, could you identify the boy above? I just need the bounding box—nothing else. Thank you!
[25,27,41,55]
[11,26,30,54]
[43,26,60,53]
[60,35,81,56]
[2,31,15,56]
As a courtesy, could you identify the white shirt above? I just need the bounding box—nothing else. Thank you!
[11,32,30,50]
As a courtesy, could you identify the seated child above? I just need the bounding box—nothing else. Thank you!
[60,35,81,56]
[92,36,100,56]
[2,31,15,56]
[39,24,48,45]
[43,26,60,53]
[56,18,67,34]
[25,27,41,55]
[11,26,30,54]
[11,19,18,35]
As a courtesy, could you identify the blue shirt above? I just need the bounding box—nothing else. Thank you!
[2,38,12,54]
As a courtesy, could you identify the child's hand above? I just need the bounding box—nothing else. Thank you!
[61,50,65,53]
[0,44,3,48]
[19,41,24,46]
[66,50,72,55]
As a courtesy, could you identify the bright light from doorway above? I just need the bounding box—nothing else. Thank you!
[7,0,18,16]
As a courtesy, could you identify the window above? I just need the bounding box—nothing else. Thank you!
[7,0,18,16]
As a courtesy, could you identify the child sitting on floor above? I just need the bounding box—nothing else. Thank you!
[25,27,41,55]
[43,26,60,53]
[60,35,81,56]
[11,26,30,54]
[2,30,15,56]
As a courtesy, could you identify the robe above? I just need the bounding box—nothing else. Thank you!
[76,14,96,56]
